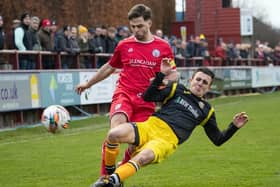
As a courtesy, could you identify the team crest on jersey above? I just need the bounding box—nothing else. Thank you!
[115,103,122,111]
[152,49,160,57]
[128,48,133,53]
[198,101,205,109]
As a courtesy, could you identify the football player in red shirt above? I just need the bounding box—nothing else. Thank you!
[75,3,178,183]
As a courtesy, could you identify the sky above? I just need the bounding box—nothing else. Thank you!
[175,0,280,29]
[250,0,280,28]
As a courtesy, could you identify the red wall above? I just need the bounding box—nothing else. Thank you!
[184,0,241,51]
[171,21,195,40]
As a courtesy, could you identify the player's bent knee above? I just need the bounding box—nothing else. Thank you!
[134,149,155,166]
[107,130,119,143]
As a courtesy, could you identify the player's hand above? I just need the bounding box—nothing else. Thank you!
[161,58,176,75]
[75,83,89,95]
[232,112,249,128]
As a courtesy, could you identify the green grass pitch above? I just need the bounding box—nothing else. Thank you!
[0,92,279,187]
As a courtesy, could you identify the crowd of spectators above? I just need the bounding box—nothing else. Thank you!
[0,13,280,70]
[168,34,280,66]
[0,13,131,69]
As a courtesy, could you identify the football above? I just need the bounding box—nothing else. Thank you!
[41,105,70,133]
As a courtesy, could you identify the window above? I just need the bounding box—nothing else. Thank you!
[222,0,232,8]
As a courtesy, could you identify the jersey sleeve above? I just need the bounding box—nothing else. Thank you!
[143,72,176,102]
[108,44,123,68]
[203,112,239,146]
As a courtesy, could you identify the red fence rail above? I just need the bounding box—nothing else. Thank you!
[0,50,279,70]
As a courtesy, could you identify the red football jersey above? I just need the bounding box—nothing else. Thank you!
[109,36,174,94]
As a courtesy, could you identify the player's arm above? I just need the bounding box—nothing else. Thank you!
[75,62,116,94]
[143,57,178,101]
[203,112,248,146]
[143,72,174,102]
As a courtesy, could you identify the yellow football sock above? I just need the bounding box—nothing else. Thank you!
[115,160,139,182]
[105,142,120,167]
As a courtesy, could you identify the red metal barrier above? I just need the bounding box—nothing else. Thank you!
[0,49,278,70]
[0,50,114,70]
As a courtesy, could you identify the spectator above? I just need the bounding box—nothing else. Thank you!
[263,46,273,63]
[169,35,177,55]
[115,26,130,43]
[226,41,238,65]
[254,44,265,60]
[55,25,72,68]
[38,18,55,69]
[226,41,236,58]
[174,40,188,66]
[155,29,163,38]
[14,12,32,69]
[93,26,106,53]
[78,25,89,52]
[55,25,71,52]
[14,13,31,50]
[0,15,4,66]
[200,40,210,65]
[6,19,20,49]
[0,16,4,50]
[105,26,117,53]
[69,26,80,54]
[24,16,41,69]
[192,36,204,57]
[28,16,41,50]
[272,44,280,64]
[50,20,58,37]
[189,36,205,66]
[93,25,107,68]
[234,43,241,59]
[185,35,194,57]
[63,26,80,69]
[255,40,261,48]
[174,39,185,66]
[51,20,59,51]
[239,44,250,59]
[174,39,185,58]
[214,42,227,65]
[88,27,101,54]
[78,25,91,68]
[38,19,53,51]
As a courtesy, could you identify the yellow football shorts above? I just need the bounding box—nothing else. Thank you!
[132,116,179,163]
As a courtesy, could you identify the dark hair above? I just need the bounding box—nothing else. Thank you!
[128,4,152,21]
[20,12,30,22]
[193,67,215,81]
[63,25,70,32]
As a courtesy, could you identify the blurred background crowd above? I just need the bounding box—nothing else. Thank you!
[0,12,280,69]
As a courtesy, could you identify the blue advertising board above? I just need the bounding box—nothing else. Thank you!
[39,72,80,107]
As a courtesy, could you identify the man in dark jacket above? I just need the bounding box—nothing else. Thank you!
[38,19,55,69]
[14,13,33,69]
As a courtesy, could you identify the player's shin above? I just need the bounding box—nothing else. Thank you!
[105,141,120,174]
